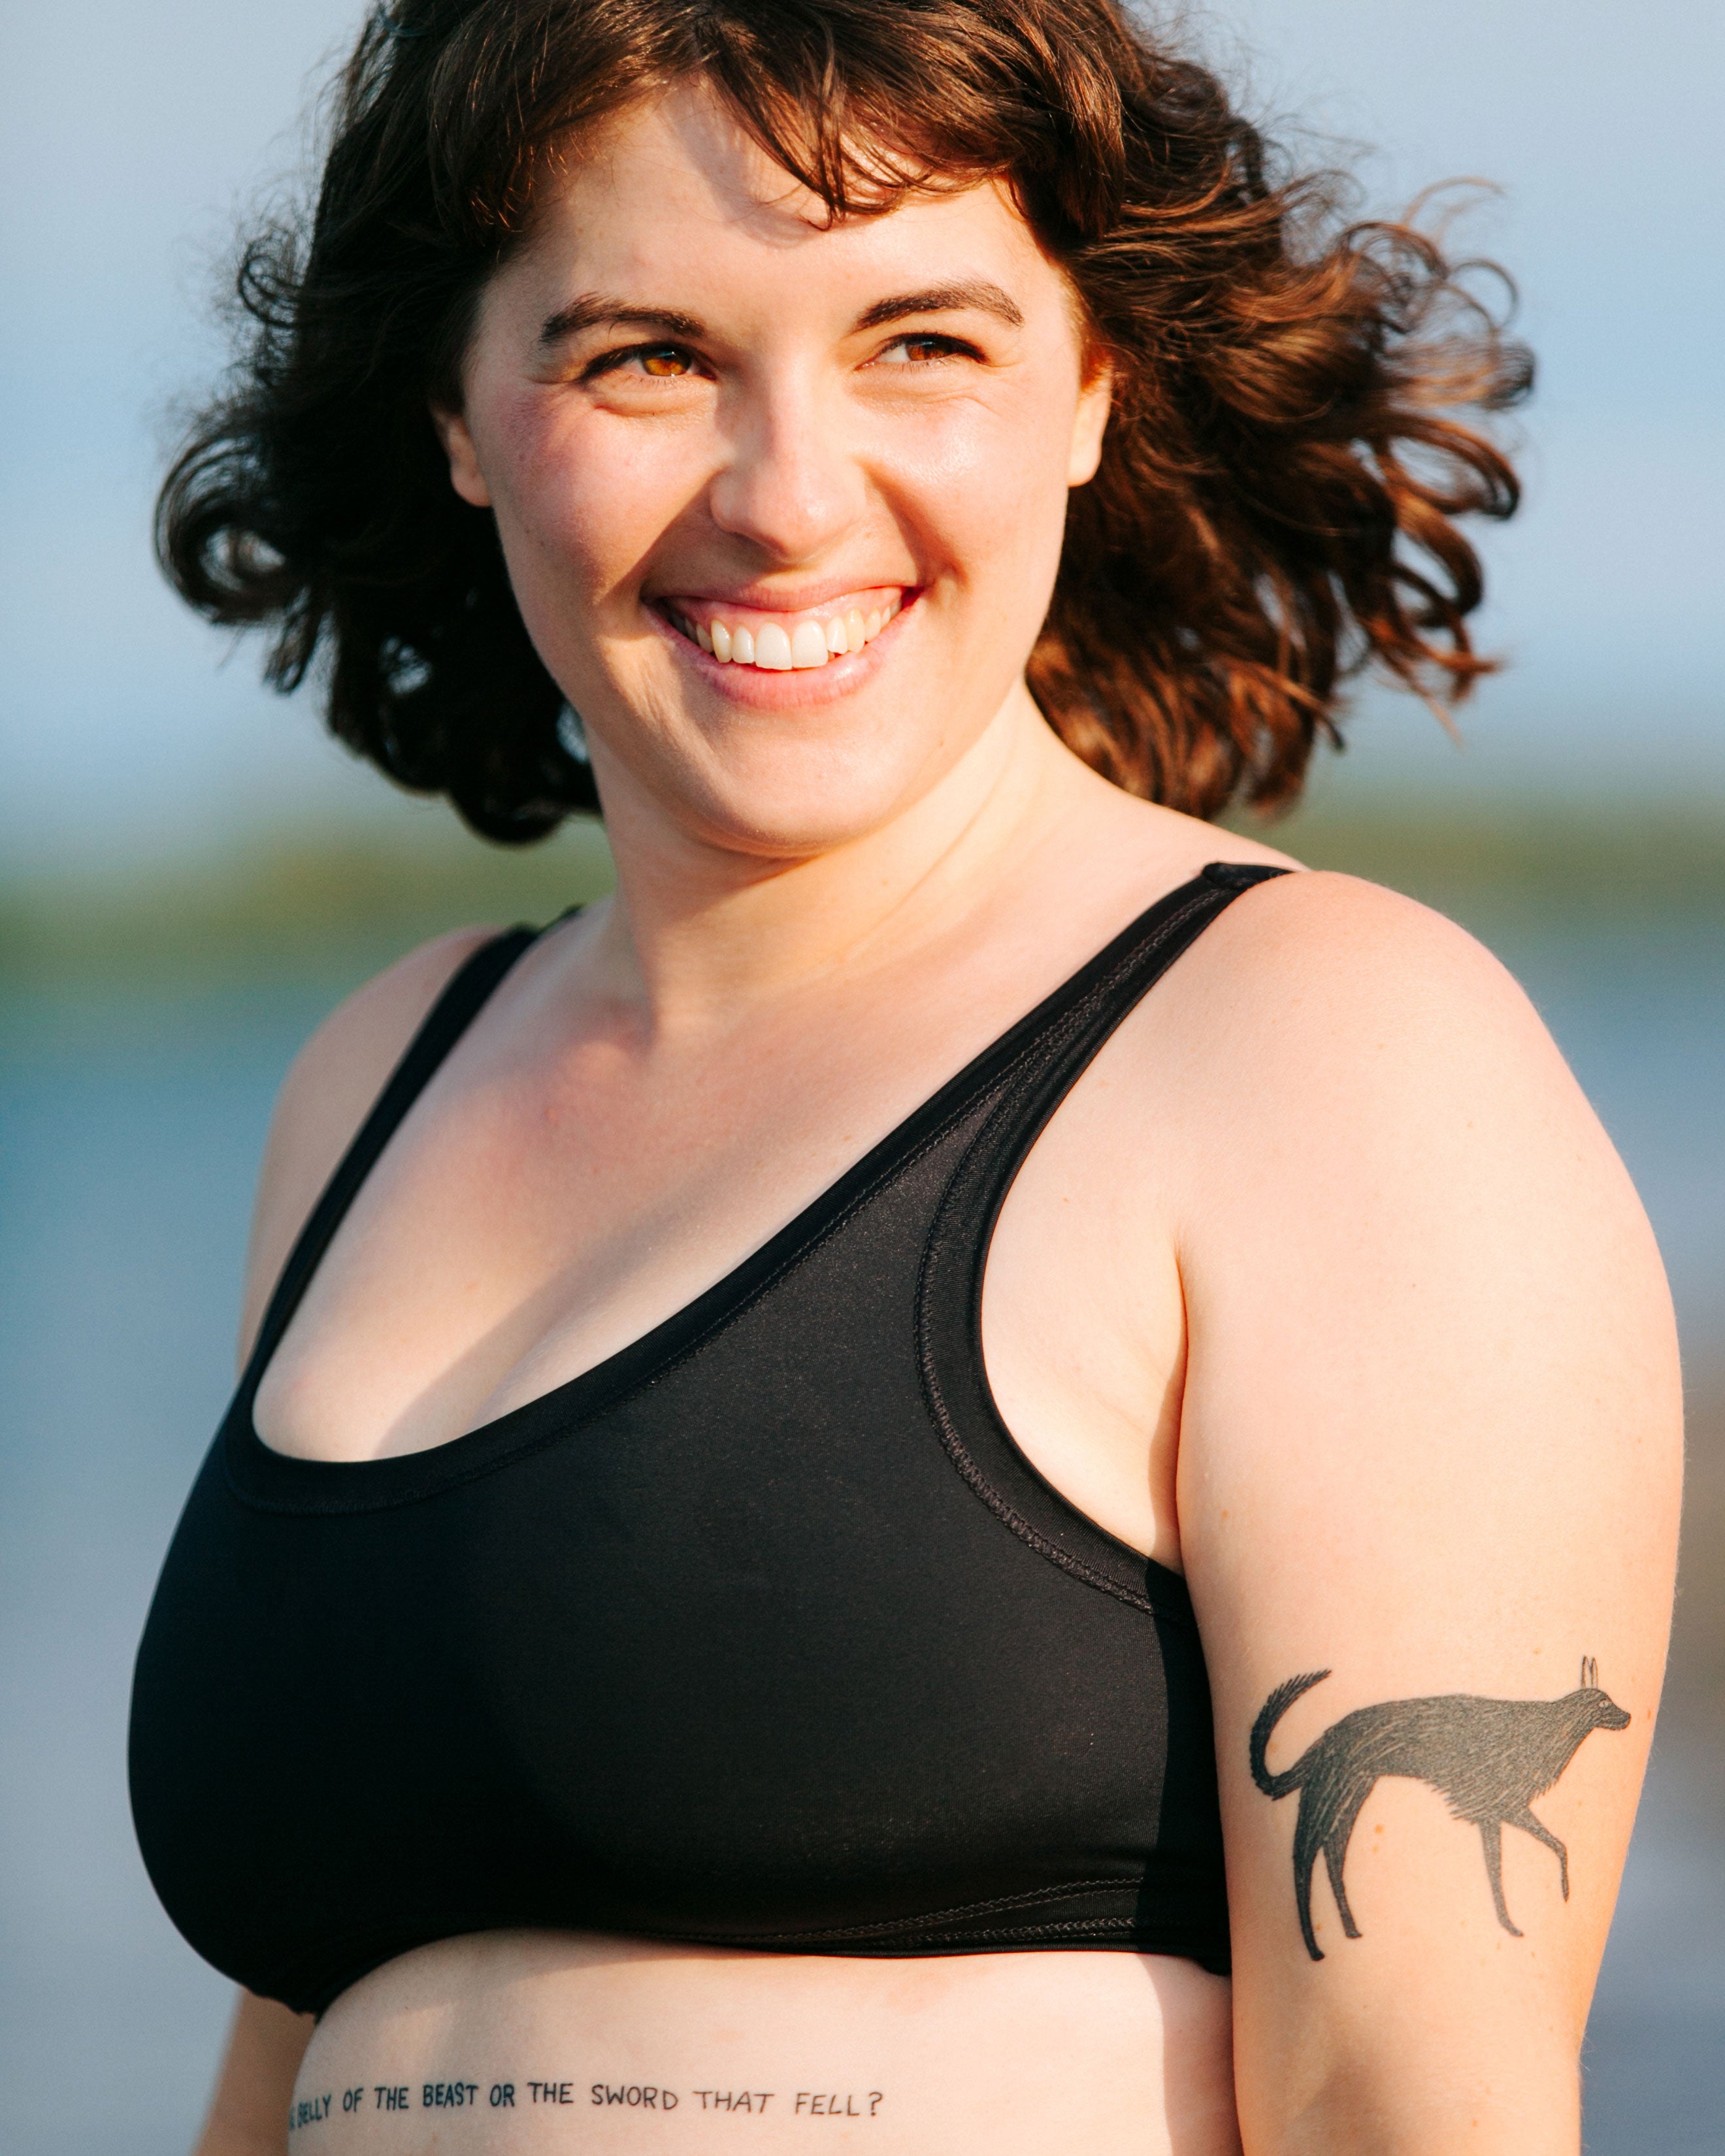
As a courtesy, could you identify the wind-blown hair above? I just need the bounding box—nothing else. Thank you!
[157,0,1530,840]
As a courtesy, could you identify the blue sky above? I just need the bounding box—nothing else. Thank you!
[1,0,1720,869]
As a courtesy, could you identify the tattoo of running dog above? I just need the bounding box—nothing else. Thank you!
[1250,1659,1630,1959]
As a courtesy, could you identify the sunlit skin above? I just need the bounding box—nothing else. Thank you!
[200,74,1678,2156]
[436,80,1111,885]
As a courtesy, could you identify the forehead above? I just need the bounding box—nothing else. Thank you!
[517,78,1054,302]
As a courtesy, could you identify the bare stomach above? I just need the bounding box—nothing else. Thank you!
[288,1933,1240,2154]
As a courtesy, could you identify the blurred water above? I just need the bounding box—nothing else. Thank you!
[0,921,1720,2156]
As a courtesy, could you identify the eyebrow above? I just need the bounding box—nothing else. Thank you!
[538,299,708,348]
[851,281,1025,332]
[537,278,1025,350]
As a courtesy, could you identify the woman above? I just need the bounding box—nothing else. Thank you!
[130,2,1681,2150]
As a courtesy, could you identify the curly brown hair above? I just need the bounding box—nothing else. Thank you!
[157,0,1530,841]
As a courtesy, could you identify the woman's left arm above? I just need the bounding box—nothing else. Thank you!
[1172,874,1681,2155]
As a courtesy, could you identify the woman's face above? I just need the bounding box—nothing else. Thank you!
[439,80,1111,858]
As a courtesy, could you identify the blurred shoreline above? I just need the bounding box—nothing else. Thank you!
[1671,1373,1725,1821]
[3,791,1723,988]
[1,787,1719,2153]
[3,789,1718,1810]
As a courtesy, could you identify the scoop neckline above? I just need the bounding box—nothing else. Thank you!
[223,863,1258,1515]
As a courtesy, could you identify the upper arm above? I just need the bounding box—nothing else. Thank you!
[236,927,499,1369]
[1168,874,1681,2152]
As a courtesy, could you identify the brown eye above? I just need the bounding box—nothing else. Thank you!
[875,332,974,368]
[639,348,691,377]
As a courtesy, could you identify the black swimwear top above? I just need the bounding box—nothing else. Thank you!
[129,862,1283,2016]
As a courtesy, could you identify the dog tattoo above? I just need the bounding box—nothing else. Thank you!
[1250,1658,1630,1959]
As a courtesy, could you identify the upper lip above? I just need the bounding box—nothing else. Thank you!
[649,581,908,614]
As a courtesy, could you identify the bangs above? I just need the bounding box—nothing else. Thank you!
[161,0,1528,840]
[425,0,1128,246]
[697,2,1111,231]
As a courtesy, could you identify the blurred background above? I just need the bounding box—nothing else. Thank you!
[1,1,1720,2149]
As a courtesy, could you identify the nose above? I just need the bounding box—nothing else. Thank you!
[706,372,866,564]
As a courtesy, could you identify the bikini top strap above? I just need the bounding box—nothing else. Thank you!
[242,926,541,1388]
[914,861,1291,1616]
[987,861,1292,1145]
[936,860,1292,1311]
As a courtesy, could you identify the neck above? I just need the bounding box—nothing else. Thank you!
[580,682,1089,1034]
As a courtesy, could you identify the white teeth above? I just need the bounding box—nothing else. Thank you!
[687,598,902,670]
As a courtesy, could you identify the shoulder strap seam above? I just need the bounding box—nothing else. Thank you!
[223,895,1207,1512]
[240,927,538,1390]
[912,870,1286,1620]
[224,1043,1024,1514]
[236,887,1238,1511]
[223,871,1275,1515]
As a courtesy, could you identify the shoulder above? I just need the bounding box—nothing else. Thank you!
[235,926,502,1364]
[1031,803,1585,1222]
[1148,865,1670,1362]
[1166,875,1679,2080]
[1112,863,1671,1335]
[1160,864,1564,1114]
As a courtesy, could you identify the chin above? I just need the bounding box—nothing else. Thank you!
[682,758,937,860]
[585,668,985,860]
[650,721,958,860]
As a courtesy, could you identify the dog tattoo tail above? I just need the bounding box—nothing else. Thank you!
[1250,1658,1629,1962]
[1250,1669,1334,1801]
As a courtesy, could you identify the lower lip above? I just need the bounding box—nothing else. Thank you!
[645,597,915,707]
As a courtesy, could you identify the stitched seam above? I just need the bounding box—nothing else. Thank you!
[239,933,535,1377]
[915,1254,1169,1623]
[728,1878,1136,1943]
[227,906,1199,1514]
[619,1914,1220,1951]
[295,1910,1222,2004]
[223,1073,1012,1516]
[602,1880,1148,1948]
[912,889,1223,1623]
[228,875,1258,1516]
[282,1884,1224,1999]
[876,1919,1169,1945]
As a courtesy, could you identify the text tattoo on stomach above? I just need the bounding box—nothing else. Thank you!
[289,2083,886,2131]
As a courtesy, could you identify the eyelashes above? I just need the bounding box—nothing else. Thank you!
[580,343,701,383]
[578,331,985,385]
[871,332,982,367]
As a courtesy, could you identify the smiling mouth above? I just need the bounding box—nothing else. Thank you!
[657,591,906,671]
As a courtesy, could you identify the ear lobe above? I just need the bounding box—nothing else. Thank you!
[1066,363,1113,489]
[431,404,493,509]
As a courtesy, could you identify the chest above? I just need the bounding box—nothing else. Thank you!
[252,989,1189,1559]
[135,1067,1226,2014]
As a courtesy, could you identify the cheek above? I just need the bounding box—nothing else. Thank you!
[887,394,1077,602]
[479,390,694,605]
